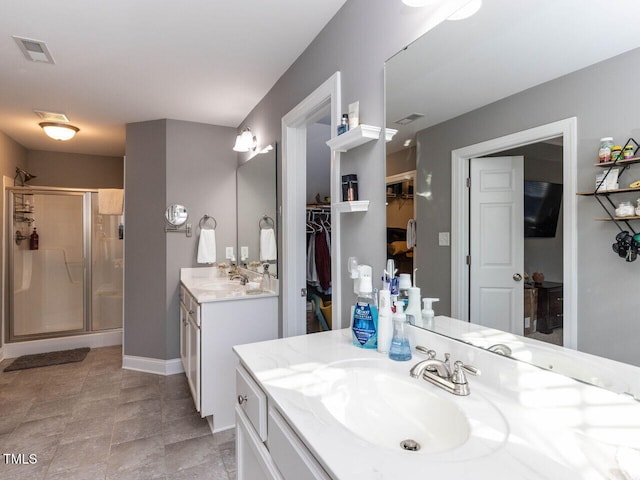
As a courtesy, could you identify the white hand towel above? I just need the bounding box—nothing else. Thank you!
[98,189,124,215]
[260,228,277,261]
[406,219,417,249]
[197,229,217,264]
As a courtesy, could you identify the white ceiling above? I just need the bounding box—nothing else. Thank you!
[0,0,347,157]
[386,0,640,154]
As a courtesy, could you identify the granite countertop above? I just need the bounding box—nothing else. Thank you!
[180,267,278,303]
[234,328,640,480]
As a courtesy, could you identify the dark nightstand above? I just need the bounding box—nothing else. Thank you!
[536,281,563,334]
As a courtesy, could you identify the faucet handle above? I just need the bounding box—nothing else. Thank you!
[415,345,436,359]
[452,361,480,384]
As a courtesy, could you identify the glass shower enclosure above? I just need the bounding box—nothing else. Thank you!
[8,188,123,341]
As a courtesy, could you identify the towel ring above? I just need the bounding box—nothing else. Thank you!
[259,215,275,230]
[199,214,217,230]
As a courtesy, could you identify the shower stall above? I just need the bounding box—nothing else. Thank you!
[7,187,123,342]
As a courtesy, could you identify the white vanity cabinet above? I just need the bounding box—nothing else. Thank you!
[179,274,278,432]
[235,365,331,480]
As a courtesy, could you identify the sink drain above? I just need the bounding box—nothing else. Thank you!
[400,439,421,451]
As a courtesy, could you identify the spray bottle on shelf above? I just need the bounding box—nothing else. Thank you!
[351,265,378,349]
[421,298,440,328]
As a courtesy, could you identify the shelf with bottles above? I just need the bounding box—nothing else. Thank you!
[13,192,35,224]
[326,125,397,153]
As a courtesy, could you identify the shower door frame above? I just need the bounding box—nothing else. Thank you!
[7,186,93,342]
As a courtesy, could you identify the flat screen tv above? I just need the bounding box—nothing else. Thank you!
[523,181,563,238]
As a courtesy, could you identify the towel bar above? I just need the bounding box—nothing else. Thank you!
[259,215,275,230]
[199,214,217,230]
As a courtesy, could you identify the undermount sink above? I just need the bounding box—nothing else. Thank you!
[316,364,470,453]
[197,281,245,291]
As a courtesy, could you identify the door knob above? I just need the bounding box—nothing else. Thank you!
[513,273,522,281]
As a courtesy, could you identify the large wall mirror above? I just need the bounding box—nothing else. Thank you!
[237,143,278,277]
[386,0,640,387]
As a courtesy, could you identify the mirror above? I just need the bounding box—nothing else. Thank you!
[165,204,188,226]
[385,0,640,386]
[237,143,278,277]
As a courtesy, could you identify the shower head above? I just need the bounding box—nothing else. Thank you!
[14,168,37,186]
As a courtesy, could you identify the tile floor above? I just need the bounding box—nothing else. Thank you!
[0,345,236,480]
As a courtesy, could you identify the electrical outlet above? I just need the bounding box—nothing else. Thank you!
[225,246,234,258]
[241,246,249,260]
[438,232,450,246]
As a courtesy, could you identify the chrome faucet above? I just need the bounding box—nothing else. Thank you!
[229,273,249,285]
[488,343,512,356]
[410,347,480,396]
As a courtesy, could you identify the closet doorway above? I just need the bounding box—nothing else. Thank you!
[306,119,332,333]
[281,72,340,338]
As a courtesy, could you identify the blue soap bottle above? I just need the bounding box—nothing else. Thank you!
[352,265,378,349]
[389,305,412,361]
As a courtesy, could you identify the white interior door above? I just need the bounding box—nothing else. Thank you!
[470,156,524,334]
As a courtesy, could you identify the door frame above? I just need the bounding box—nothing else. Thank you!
[451,117,578,349]
[281,72,340,337]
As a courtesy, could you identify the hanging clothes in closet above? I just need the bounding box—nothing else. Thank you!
[306,207,331,294]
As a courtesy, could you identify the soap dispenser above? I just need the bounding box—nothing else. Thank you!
[389,304,412,361]
[261,263,271,291]
[421,298,440,328]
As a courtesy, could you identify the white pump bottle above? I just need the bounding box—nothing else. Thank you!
[421,298,440,327]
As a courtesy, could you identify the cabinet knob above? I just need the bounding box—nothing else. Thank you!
[237,395,248,405]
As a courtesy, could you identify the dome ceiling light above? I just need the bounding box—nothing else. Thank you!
[39,122,79,141]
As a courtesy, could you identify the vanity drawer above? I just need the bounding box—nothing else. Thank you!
[268,407,331,480]
[181,288,201,327]
[236,366,267,442]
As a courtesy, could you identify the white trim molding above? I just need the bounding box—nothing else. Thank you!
[2,329,123,359]
[451,117,578,350]
[281,71,341,337]
[122,355,184,376]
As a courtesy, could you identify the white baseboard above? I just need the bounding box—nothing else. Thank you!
[122,355,184,376]
[2,329,123,359]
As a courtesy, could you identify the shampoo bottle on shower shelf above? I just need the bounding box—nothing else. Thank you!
[29,227,39,250]
[352,265,378,349]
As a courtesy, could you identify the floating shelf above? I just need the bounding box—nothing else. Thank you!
[326,125,381,152]
[333,200,369,213]
[594,156,640,167]
[596,215,640,221]
[577,186,640,196]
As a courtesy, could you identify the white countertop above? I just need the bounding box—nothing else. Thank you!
[234,328,640,480]
[180,267,278,303]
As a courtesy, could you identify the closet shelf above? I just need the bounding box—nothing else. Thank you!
[326,125,397,152]
[333,200,369,213]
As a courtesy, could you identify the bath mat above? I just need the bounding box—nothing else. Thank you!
[3,347,90,372]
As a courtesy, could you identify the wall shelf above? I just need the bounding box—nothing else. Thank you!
[327,125,380,152]
[594,156,640,168]
[577,186,640,196]
[333,200,369,213]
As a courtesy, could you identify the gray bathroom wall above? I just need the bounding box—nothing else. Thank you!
[414,47,640,365]
[124,120,167,359]
[27,150,123,189]
[165,120,237,359]
[125,119,236,360]
[237,0,468,322]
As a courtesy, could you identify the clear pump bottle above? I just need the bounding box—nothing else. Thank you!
[389,305,412,361]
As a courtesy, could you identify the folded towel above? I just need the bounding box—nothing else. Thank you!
[260,228,277,261]
[197,229,217,264]
[98,189,124,215]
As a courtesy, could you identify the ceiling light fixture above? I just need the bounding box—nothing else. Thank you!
[39,122,79,141]
[447,0,482,20]
[233,127,257,152]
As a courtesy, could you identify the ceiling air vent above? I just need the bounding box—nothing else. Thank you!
[395,113,424,125]
[13,36,55,64]
[33,110,69,123]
